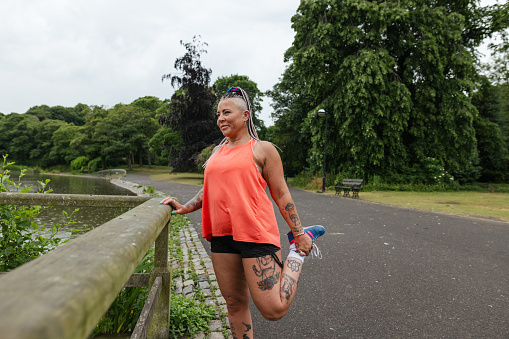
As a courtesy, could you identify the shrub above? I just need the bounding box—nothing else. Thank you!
[195,145,216,173]
[143,185,155,194]
[70,156,89,171]
[88,157,104,173]
[0,155,79,271]
[170,294,216,338]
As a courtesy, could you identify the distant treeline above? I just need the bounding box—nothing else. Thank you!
[0,98,167,172]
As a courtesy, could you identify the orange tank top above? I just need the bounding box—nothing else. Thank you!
[201,139,280,248]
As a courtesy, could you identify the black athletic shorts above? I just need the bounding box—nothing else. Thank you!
[210,235,281,258]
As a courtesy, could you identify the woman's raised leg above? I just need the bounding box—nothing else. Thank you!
[242,250,303,321]
[211,252,254,339]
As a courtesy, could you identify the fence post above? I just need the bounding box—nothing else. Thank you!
[148,219,171,338]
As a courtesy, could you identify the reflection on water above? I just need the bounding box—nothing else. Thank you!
[10,172,136,235]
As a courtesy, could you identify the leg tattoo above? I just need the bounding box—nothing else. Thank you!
[230,322,237,339]
[286,259,301,273]
[281,273,297,302]
[242,322,252,339]
[243,322,251,332]
[231,322,251,339]
[252,255,280,291]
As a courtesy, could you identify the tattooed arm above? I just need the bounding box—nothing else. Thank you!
[160,188,203,215]
[253,141,313,255]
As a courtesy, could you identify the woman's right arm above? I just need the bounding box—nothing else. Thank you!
[160,188,203,215]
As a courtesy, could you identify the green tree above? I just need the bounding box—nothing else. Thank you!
[148,125,183,166]
[267,63,316,176]
[29,119,66,167]
[159,36,222,171]
[26,104,87,126]
[473,1,509,182]
[129,97,163,167]
[131,96,162,112]
[50,123,82,165]
[70,106,109,166]
[0,114,39,164]
[273,0,505,183]
[93,104,160,170]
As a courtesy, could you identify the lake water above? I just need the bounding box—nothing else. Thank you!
[8,172,136,235]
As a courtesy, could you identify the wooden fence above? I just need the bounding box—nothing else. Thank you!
[0,192,173,339]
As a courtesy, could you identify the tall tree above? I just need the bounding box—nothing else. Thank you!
[49,122,82,165]
[159,36,221,171]
[267,63,316,176]
[29,119,66,167]
[473,2,509,182]
[0,114,39,164]
[93,104,160,170]
[273,0,506,183]
[26,104,87,126]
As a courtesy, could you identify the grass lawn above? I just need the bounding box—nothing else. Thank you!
[353,191,509,223]
[150,172,204,186]
[126,167,205,186]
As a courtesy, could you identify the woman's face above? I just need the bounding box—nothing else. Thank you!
[216,98,248,137]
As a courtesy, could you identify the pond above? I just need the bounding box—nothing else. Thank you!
[8,172,136,236]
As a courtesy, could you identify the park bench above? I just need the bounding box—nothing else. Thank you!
[335,179,364,198]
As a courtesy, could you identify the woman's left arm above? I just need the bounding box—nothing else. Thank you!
[256,142,313,255]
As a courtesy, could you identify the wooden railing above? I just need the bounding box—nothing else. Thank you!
[0,192,173,339]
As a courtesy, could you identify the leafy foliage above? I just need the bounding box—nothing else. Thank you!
[26,104,88,126]
[159,36,222,171]
[0,155,79,271]
[195,144,215,172]
[150,103,185,166]
[471,76,509,182]
[70,156,89,172]
[169,294,216,339]
[0,99,162,171]
[271,0,509,183]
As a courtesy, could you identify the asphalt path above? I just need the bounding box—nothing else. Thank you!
[125,173,509,338]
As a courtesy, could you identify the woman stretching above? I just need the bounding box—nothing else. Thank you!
[160,87,325,339]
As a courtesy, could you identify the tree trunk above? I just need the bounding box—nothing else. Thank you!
[139,150,143,168]
[127,152,132,171]
[148,149,152,168]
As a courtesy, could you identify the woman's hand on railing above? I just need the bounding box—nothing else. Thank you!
[160,197,187,215]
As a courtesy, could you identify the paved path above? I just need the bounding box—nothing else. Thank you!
[125,173,509,338]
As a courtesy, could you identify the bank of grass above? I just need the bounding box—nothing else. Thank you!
[360,191,509,222]
[150,172,204,186]
[123,166,205,186]
[287,177,509,223]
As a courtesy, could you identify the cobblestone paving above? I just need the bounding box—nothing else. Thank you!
[112,178,231,338]
[174,220,230,339]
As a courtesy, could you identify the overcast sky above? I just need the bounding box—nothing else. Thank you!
[0,0,501,126]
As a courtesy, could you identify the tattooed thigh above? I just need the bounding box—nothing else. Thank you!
[252,255,280,291]
[280,273,297,302]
